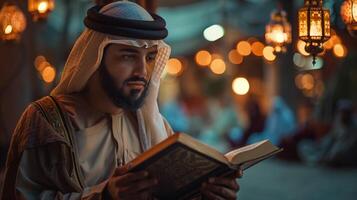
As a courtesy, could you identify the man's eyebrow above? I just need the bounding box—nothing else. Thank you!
[148,50,158,55]
[118,48,140,53]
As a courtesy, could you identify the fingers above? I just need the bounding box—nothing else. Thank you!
[201,182,238,200]
[119,178,158,194]
[113,163,132,176]
[208,177,239,191]
[201,188,227,200]
[115,171,150,186]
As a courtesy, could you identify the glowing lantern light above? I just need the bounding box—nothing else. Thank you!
[232,77,250,95]
[228,49,243,64]
[203,24,225,42]
[236,41,251,56]
[340,0,357,37]
[210,59,226,75]
[28,0,55,21]
[263,46,276,61]
[298,0,331,65]
[166,58,183,76]
[42,66,56,83]
[297,40,310,56]
[195,50,212,66]
[0,4,27,41]
[251,41,265,56]
[265,9,292,53]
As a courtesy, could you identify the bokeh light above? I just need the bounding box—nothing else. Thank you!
[251,41,264,56]
[232,77,250,95]
[263,46,276,61]
[297,40,310,56]
[228,50,243,64]
[4,25,12,34]
[210,58,226,74]
[41,66,56,83]
[195,50,212,66]
[236,41,252,56]
[203,24,225,42]
[301,73,314,90]
[166,58,183,76]
[38,1,49,14]
[293,53,306,68]
[333,44,347,58]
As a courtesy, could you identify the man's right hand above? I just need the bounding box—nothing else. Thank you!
[105,164,158,199]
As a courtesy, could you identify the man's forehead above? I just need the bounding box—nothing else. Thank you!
[108,43,158,53]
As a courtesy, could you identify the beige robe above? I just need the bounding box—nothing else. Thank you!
[7,94,174,199]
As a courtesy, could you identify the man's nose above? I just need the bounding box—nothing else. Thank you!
[133,57,148,77]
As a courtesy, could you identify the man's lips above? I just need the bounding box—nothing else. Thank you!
[126,81,146,89]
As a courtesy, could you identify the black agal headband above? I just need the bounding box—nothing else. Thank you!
[84,5,168,40]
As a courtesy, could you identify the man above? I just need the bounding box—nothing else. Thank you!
[1,1,241,199]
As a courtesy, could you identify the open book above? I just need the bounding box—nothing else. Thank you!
[126,133,282,200]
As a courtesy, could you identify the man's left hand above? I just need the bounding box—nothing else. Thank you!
[200,169,242,200]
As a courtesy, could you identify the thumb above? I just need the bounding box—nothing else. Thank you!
[113,163,132,176]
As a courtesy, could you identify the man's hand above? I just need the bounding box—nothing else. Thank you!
[200,169,243,200]
[105,165,158,200]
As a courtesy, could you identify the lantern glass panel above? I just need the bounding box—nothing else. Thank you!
[324,11,331,37]
[310,10,322,37]
[299,10,308,37]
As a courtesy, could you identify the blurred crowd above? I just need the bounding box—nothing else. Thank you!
[160,94,357,168]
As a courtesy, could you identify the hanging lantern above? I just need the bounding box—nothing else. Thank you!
[298,0,331,65]
[0,4,27,41]
[265,9,292,53]
[28,0,55,21]
[341,0,357,37]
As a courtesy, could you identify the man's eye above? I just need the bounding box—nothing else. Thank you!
[121,55,135,60]
[146,54,156,62]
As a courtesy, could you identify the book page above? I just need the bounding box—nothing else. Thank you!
[225,140,268,161]
[224,140,280,165]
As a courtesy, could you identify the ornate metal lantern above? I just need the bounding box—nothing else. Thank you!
[298,0,331,65]
[265,9,292,53]
[28,0,55,21]
[341,0,357,37]
[0,4,27,41]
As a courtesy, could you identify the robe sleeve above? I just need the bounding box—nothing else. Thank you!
[16,149,109,200]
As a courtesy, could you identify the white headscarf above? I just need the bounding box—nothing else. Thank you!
[51,1,172,149]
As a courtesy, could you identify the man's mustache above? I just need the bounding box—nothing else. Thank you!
[124,77,148,85]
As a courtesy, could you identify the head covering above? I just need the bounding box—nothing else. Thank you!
[51,1,172,151]
[51,1,171,95]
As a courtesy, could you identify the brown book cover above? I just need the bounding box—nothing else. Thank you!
[126,133,282,200]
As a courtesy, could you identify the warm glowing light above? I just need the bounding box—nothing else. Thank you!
[203,24,225,42]
[228,50,243,64]
[195,50,212,66]
[0,4,27,41]
[236,41,251,56]
[232,77,250,95]
[4,25,12,34]
[340,0,357,37]
[28,0,55,21]
[333,44,347,57]
[295,74,304,89]
[42,66,56,83]
[297,40,310,56]
[210,59,226,75]
[166,58,183,76]
[301,73,314,90]
[251,42,264,56]
[298,0,331,63]
[38,1,49,13]
[263,46,276,61]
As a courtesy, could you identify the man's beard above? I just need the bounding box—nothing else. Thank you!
[99,63,149,111]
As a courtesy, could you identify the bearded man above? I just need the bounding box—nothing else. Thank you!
[1,1,241,199]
